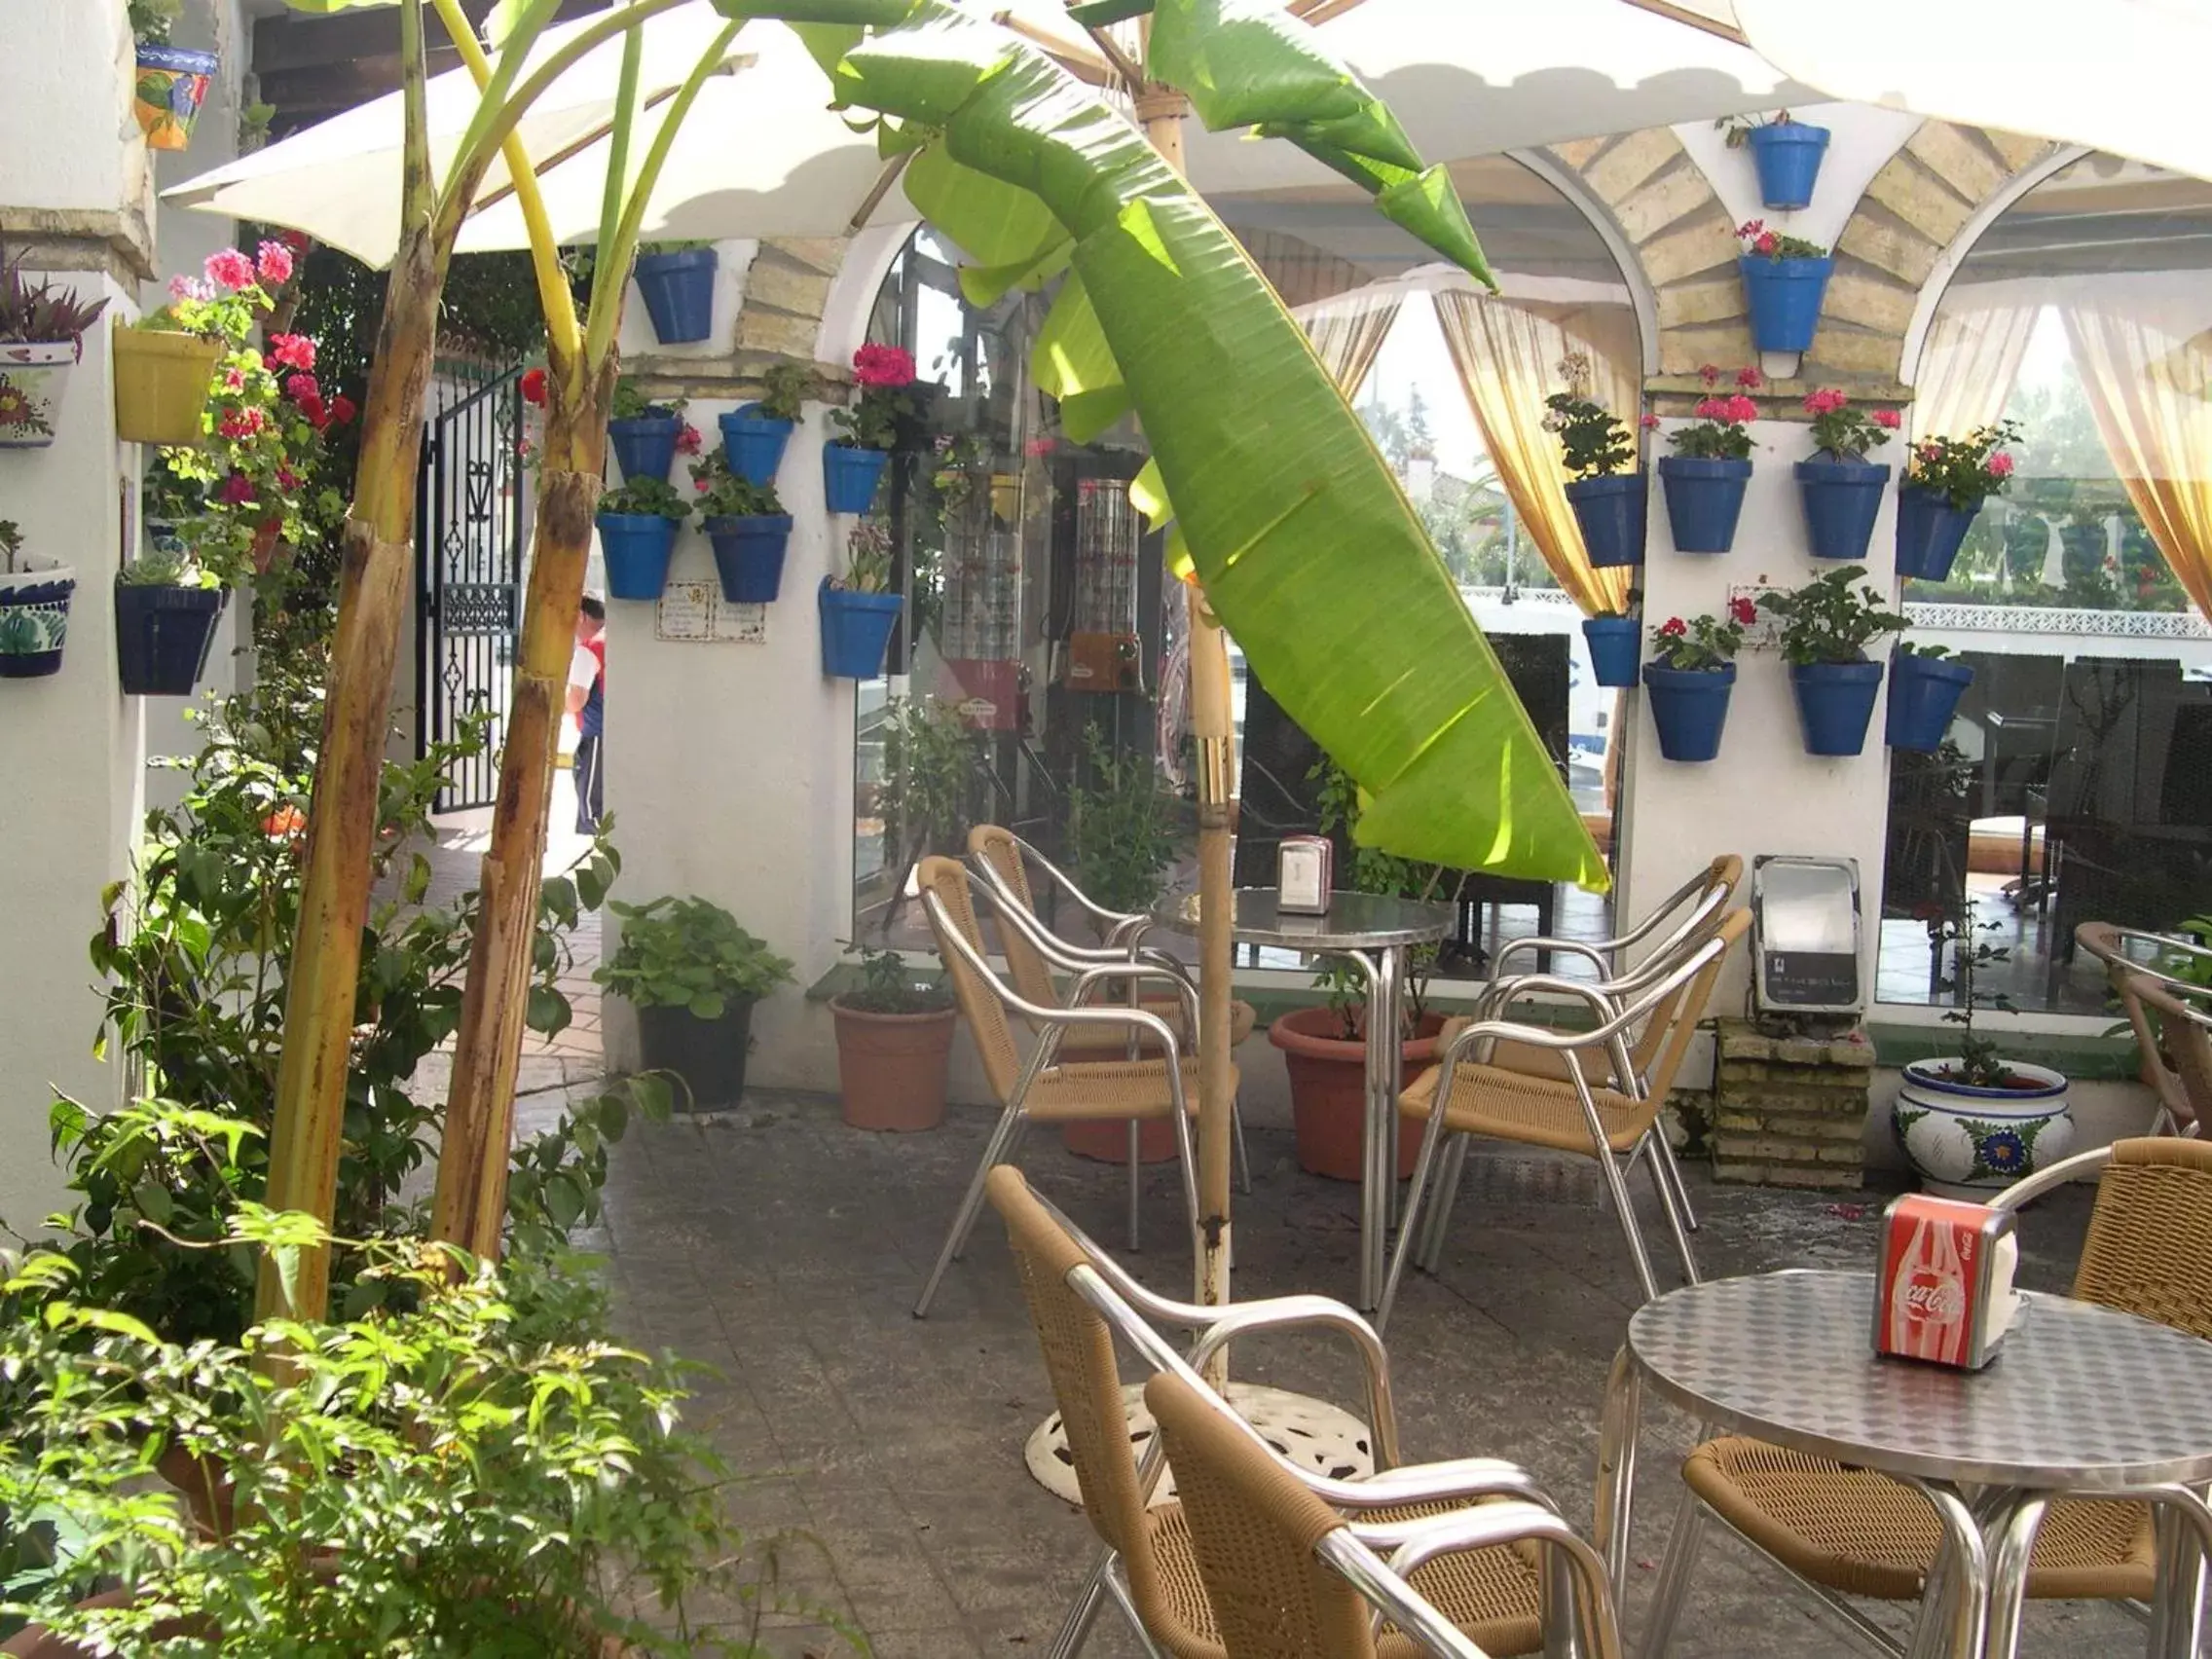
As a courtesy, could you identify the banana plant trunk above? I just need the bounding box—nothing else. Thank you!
[432,365,614,1257]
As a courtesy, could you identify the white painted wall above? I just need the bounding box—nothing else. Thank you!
[0,2,152,231]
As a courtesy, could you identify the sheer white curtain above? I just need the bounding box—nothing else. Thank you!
[1295,289,1404,395]
[1911,300,2039,440]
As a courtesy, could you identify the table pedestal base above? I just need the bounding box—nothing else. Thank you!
[1023,1383,1376,1506]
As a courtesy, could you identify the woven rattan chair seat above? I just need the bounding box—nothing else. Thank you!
[1399,1060,1655,1156]
[1055,998,1258,1056]
[1023,1058,1238,1124]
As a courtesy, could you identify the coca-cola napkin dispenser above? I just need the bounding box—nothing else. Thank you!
[1872,1193,2022,1371]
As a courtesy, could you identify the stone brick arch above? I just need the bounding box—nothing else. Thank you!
[1542,122,2065,410]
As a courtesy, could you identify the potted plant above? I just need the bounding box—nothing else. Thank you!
[1641,598,1755,762]
[630,239,719,345]
[830,945,957,1131]
[691,451,792,604]
[0,243,110,449]
[1542,375,1645,569]
[0,521,74,680]
[1797,388,1901,562]
[115,547,226,696]
[113,244,294,449]
[1762,564,1907,757]
[1893,902,2074,1197]
[1898,420,2022,581]
[595,476,691,601]
[596,896,794,1108]
[825,344,918,513]
[1737,219,1833,353]
[821,515,903,679]
[606,379,697,484]
[1719,110,1830,210]
[130,0,219,153]
[1888,641,1976,753]
[1657,364,1760,552]
[719,361,809,486]
[142,456,203,554]
[1268,758,1446,1182]
[1582,592,1641,689]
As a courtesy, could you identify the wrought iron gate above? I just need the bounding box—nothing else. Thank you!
[416,370,528,812]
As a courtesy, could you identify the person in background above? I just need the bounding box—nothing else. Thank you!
[567,595,607,833]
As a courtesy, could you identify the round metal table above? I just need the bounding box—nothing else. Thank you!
[1150,889,1454,1309]
[1596,1270,2212,1658]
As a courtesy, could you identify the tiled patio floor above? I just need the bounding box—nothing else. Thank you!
[590,1093,2135,1659]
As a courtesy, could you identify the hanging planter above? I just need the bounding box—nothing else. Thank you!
[1895,486,1979,582]
[630,246,717,346]
[132,44,220,152]
[820,580,903,679]
[1795,459,1892,561]
[1642,663,1736,762]
[1581,615,1641,688]
[114,324,222,445]
[1788,660,1884,756]
[719,405,793,487]
[1656,457,1751,553]
[1565,473,1645,569]
[0,343,78,449]
[607,416,682,484]
[823,442,891,514]
[115,576,225,695]
[0,557,76,680]
[1744,121,1830,210]
[1898,424,2023,582]
[1737,223,1835,354]
[1887,649,1975,752]
[596,513,677,600]
[706,514,793,603]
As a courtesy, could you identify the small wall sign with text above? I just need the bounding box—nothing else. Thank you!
[655,579,766,645]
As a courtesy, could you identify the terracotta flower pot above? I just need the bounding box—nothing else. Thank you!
[1269,1005,1446,1183]
[1064,1116,1183,1164]
[831,999,957,1131]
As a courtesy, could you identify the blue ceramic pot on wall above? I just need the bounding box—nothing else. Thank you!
[1896,486,1980,582]
[1789,659,1885,756]
[1887,651,1975,752]
[1565,472,1646,569]
[1656,457,1751,553]
[596,513,678,601]
[1642,662,1735,762]
[823,443,891,514]
[719,405,793,487]
[1746,122,1830,209]
[631,248,717,346]
[706,514,793,603]
[607,415,682,484]
[1741,255,1833,353]
[1581,616,1641,688]
[1795,459,1892,561]
[820,581,903,679]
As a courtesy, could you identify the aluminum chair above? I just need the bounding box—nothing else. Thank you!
[986,1163,1613,1659]
[912,857,1222,1319]
[1381,911,1751,1326]
[1488,854,1742,990]
[2080,922,2212,1134]
[1147,1370,1625,1659]
[1639,1136,2212,1659]
[2134,977,2212,1137]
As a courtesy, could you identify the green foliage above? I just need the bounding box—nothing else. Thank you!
[836,517,895,593]
[598,476,693,521]
[1541,392,1638,481]
[1762,565,1908,665]
[116,548,220,587]
[1905,419,2023,511]
[611,379,683,422]
[1803,389,1899,461]
[0,243,109,349]
[837,946,953,1015]
[1648,600,1754,671]
[2164,919,2212,990]
[1064,727,1177,918]
[879,696,985,885]
[128,0,183,43]
[755,362,813,424]
[1930,901,2019,1088]
[597,899,794,1019]
[689,452,785,519]
[0,1239,853,1657]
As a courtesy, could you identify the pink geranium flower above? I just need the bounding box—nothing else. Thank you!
[1640,414,1661,429]
[675,423,703,456]
[285,374,320,407]
[218,472,256,505]
[852,343,916,387]
[1694,397,1730,421]
[1753,231,1780,256]
[1872,408,1901,428]
[1698,363,1721,387]
[1726,395,1759,423]
[1987,451,2016,477]
[204,249,255,292]
[268,334,316,372]
[256,240,295,286]
[1735,366,1763,390]
[1803,388,1849,416]
[168,275,212,304]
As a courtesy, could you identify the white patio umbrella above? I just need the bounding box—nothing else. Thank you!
[167,0,1809,263]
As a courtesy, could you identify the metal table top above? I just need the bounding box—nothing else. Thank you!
[1628,1270,2212,1491]
[1149,888,1454,952]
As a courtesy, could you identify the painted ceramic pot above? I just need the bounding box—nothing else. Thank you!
[1892,1059,2074,1198]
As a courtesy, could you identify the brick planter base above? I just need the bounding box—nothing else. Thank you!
[1711,1019,1873,1189]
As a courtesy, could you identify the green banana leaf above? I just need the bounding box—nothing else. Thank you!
[734,0,1604,887]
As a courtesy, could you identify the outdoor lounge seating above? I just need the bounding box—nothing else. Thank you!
[2079,921,2212,1134]
[1638,1136,2212,1658]
[985,1163,1617,1659]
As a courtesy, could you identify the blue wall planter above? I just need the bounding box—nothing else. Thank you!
[824,443,891,514]
[1887,652,1975,752]
[1566,472,1646,569]
[820,581,903,679]
[1741,255,1833,353]
[116,582,225,696]
[1796,459,1891,561]
[1582,616,1641,688]
[608,415,681,484]
[707,514,793,603]
[597,513,678,601]
[1642,662,1735,762]
[1896,486,1980,582]
[631,248,717,346]
[1656,456,1751,553]
[1790,659,1885,756]
[1746,122,1830,209]
[719,405,792,487]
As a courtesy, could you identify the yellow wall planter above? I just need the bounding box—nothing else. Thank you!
[113,323,219,446]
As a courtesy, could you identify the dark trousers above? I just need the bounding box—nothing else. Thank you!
[574,730,604,833]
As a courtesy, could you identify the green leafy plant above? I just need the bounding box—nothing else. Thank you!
[1897,640,1956,659]
[1929,900,2024,1088]
[1715,108,1802,146]
[1738,219,1829,260]
[1065,727,1179,919]
[597,476,692,521]
[1906,419,2023,511]
[610,379,684,421]
[1648,597,1757,670]
[0,243,110,354]
[1762,565,1908,664]
[1541,392,1639,481]
[835,516,895,593]
[597,898,794,1019]
[143,457,204,524]
[1803,387,1900,461]
[837,945,953,1015]
[876,698,985,918]
[755,361,813,424]
[1668,365,1760,461]
[688,451,784,518]
[117,548,220,587]
[127,0,181,44]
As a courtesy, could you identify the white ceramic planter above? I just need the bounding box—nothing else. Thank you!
[0,560,78,679]
[0,342,79,449]
[1892,1057,2074,1198]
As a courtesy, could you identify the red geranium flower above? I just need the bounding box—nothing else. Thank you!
[1698,363,1721,387]
[1659,617,1687,637]
[284,373,320,407]
[851,343,917,388]
[328,395,357,427]
[675,423,703,455]
[1728,595,1759,626]
[1872,408,1901,429]
[268,334,316,372]
[218,472,256,505]
[1735,366,1763,390]
[203,249,255,291]
[1753,231,1780,256]
[520,367,548,407]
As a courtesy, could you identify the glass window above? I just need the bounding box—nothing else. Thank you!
[1879,154,2212,1015]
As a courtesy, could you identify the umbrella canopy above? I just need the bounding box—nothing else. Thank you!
[167,0,1806,265]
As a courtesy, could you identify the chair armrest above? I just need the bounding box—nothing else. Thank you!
[1342,1503,1624,1659]
[1311,1531,1494,1659]
[1069,962,1200,1042]
[1326,1457,1556,1513]
[1493,936,1614,977]
[1989,1144,2113,1210]
[1186,1301,1402,1469]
